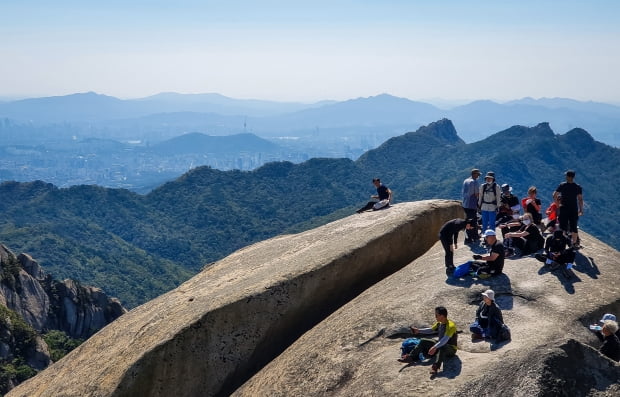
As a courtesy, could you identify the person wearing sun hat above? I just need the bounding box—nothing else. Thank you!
[478,171,502,234]
[470,289,504,341]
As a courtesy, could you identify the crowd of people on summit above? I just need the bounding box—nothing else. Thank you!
[356,168,618,376]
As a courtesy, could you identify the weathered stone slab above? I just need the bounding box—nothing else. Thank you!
[8,200,461,397]
[233,231,620,396]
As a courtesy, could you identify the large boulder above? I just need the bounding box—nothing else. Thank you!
[7,200,461,397]
[233,232,620,396]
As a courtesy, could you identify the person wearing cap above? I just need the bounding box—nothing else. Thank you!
[471,229,505,277]
[356,178,392,213]
[478,171,502,235]
[553,170,584,248]
[590,314,620,340]
[400,306,458,376]
[438,218,475,275]
[470,289,504,341]
[462,169,481,243]
[598,320,620,362]
[497,183,520,226]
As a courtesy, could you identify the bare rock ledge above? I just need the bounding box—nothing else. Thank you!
[8,200,461,397]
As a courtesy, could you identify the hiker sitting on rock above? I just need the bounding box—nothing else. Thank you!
[469,289,504,341]
[590,313,620,340]
[356,178,392,213]
[470,229,505,277]
[597,319,620,362]
[535,230,575,270]
[399,306,458,376]
[503,212,544,257]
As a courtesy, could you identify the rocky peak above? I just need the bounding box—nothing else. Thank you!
[0,243,126,339]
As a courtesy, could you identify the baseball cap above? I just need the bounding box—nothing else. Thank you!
[600,313,617,323]
[483,229,496,237]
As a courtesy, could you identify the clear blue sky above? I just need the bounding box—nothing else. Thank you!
[1,0,619,103]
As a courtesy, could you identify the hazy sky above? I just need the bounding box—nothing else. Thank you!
[1,1,619,103]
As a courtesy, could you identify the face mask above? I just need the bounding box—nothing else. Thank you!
[512,214,520,219]
[523,219,531,225]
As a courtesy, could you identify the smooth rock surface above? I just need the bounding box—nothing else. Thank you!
[234,231,620,396]
[8,200,461,397]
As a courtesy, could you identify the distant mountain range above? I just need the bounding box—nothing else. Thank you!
[1,92,619,147]
[1,119,617,308]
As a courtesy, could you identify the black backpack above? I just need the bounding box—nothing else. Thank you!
[497,324,511,341]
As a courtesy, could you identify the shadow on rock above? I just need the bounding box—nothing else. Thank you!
[446,274,514,309]
[537,264,581,294]
[573,251,600,279]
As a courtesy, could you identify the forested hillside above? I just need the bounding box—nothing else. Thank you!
[0,119,617,307]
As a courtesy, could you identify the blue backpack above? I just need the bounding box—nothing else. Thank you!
[453,261,472,278]
[400,337,420,356]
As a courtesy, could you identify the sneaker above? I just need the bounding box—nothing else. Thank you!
[430,363,440,375]
[471,333,484,341]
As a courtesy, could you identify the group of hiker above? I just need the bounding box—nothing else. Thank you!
[356,170,618,375]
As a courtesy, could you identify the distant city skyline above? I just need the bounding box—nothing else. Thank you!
[1,1,619,103]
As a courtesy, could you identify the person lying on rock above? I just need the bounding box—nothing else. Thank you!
[438,218,475,276]
[598,319,620,362]
[469,289,504,341]
[470,229,505,278]
[399,306,458,376]
[356,178,392,213]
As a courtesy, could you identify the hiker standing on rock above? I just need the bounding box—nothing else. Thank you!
[462,168,481,243]
[399,306,458,376]
[438,218,475,276]
[553,170,584,248]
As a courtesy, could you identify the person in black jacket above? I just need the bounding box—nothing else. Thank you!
[439,218,474,275]
[469,289,504,340]
[535,229,576,270]
[356,178,392,213]
[598,320,620,362]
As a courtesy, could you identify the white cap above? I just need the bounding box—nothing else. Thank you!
[483,229,496,237]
